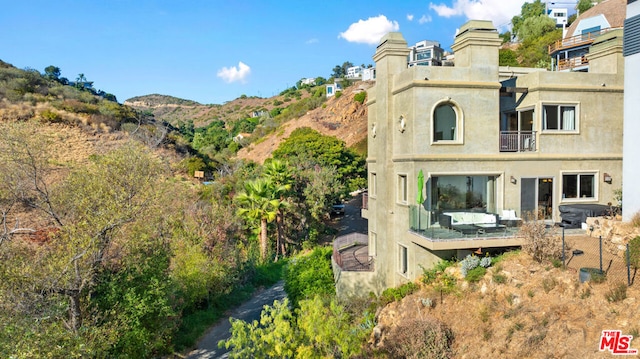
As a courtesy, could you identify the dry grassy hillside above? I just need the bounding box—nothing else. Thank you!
[126,82,371,165]
[236,82,372,164]
[373,248,640,358]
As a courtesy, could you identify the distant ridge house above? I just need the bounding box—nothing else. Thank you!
[326,81,343,97]
[407,40,444,67]
[549,0,626,71]
[300,77,316,86]
[346,66,363,79]
[333,16,624,296]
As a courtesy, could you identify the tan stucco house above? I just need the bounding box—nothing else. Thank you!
[334,19,624,297]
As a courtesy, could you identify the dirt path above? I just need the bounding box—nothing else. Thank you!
[185,281,286,359]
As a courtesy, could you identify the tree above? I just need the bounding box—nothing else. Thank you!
[577,0,597,15]
[511,0,545,40]
[499,48,520,67]
[518,14,557,41]
[236,179,282,261]
[263,160,293,258]
[331,65,343,78]
[44,65,61,81]
[0,142,164,333]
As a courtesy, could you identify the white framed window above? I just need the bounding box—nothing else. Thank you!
[561,171,597,201]
[398,243,408,276]
[370,172,377,197]
[431,99,463,144]
[369,231,377,257]
[542,104,578,132]
[397,174,408,204]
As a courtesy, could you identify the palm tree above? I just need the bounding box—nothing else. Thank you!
[236,179,280,261]
[263,160,293,259]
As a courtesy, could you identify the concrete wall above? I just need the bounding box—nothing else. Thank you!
[623,2,640,221]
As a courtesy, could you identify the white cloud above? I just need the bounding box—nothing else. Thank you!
[419,14,433,24]
[407,14,414,21]
[429,0,526,29]
[306,38,319,44]
[338,15,400,45]
[217,62,251,83]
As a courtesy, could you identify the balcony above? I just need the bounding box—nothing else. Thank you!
[500,131,536,152]
[332,233,373,272]
[548,28,619,55]
[556,56,589,71]
[408,205,524,250]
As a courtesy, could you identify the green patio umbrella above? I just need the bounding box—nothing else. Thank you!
[417,169,425,204]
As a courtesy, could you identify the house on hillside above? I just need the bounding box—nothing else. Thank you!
[547,7,569,28]
[326,81,342,97]
[333,19,624,297]
[549,0,626,71]
[407,40,444,67]
[346,66,363,79]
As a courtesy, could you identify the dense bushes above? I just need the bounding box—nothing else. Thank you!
[283,247,335,307]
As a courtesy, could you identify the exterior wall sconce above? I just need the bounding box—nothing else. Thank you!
[603,173,612,184]
[510,176,517,184]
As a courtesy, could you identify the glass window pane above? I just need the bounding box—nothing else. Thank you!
[563,174,578,198]
[434,104,456,141]
[543,105,559,130]
[579,174,594,198]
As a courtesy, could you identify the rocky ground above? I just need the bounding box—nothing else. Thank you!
[373,246,639,358]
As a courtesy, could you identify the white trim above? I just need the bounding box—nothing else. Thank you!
[397,243,408,277]
[540,102,580,134]
[369,231,377,257]
[430,97,464,145]
[397,173,408,204]
[560,170,599,203]
[370,172,377,198]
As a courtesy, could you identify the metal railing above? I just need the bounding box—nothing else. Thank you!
[548,28,620,54]
[332,233,372,272]
[499,131,536,152]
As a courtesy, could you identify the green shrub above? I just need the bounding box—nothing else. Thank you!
[493,273,507,284]
[283,247,335,307]
[334,91,342,99]
[39,109,63,123]
[354,91,367,104]
[380,281,419,304]
[465,266,487,282]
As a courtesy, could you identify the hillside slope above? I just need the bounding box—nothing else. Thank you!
[373,249,640,358]
[236,82,372,164]
[125,81,372,165]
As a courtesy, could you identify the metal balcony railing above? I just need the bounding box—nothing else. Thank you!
[499,131,536,152]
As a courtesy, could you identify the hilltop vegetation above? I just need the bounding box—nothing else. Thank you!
[0,59,371,357]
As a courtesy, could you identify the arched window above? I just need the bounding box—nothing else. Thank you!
[433,103,458,142]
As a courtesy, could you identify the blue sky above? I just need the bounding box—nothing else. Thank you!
[1,0,576,105]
